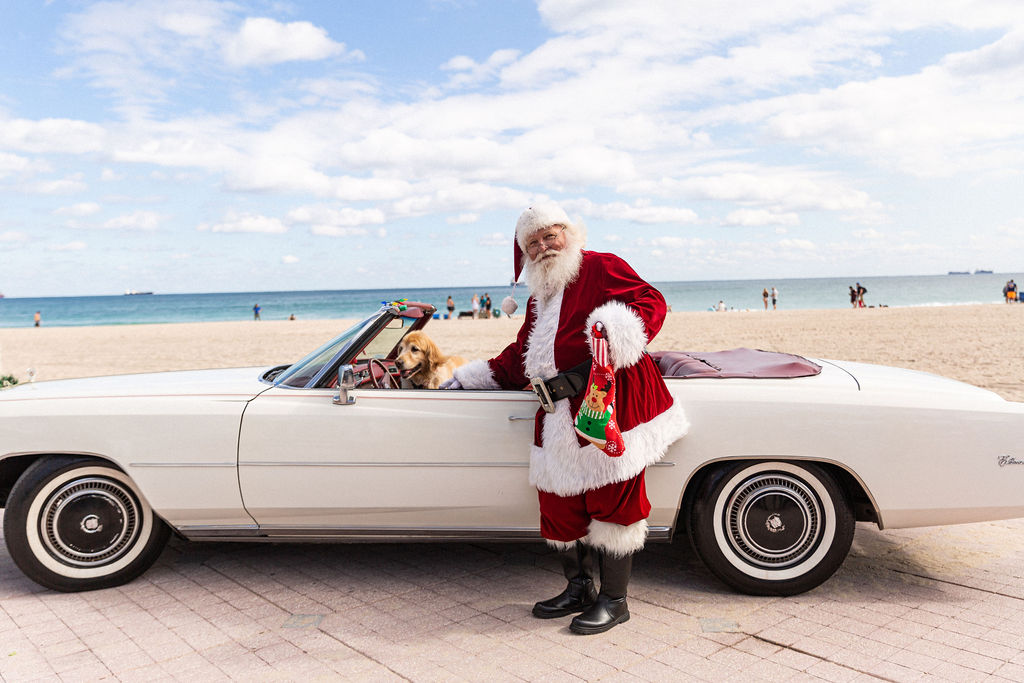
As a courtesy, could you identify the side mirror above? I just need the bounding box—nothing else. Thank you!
[333,365,356,405]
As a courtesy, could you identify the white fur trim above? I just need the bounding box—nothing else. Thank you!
[516,201,571,248]
[523,290,563,380]
[586,301,648,370]
[586,519,648,557]
[529,400,689,497]
[453,359,500,390]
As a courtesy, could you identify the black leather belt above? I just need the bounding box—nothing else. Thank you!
[530,360,591,413]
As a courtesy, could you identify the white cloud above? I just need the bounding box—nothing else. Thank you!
[54,202,102,217]
[566,198,699,225]
[287,205,387,230]
[723,209,800,227]
[0,231,29,243]
[49,240,88,251]
[310,225,368,237]
[22,176,88,195]
[442,48,520,88]
[447,213,480,225]
[282,254,300,264]
[223,17,350,67]
[852,228,883,239]
[778,238,816,251]
[388,183,532,218]
[0,117,105,154]
[997,218,1024,237]
[198,211,287,234]
[58,1,233,105]
[617,165,892,229]
[478,232,508,246]
[103,211,161,230]
[650,236,700,248]
[0,152,49,178]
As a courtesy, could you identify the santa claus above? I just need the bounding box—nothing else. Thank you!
[447,201,688,634]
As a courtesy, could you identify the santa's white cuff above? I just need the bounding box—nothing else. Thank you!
[585,519,649,557]
[586,301,648,370]
[453,359,501,390]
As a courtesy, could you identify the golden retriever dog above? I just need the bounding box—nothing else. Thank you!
[395,331,468,389]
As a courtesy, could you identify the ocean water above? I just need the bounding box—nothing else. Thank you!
[0,273,1020,328]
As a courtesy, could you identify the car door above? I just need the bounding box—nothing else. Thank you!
[236,385,543,539]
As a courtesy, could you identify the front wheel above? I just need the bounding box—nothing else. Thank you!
[688,460,854,596]
[3,456,170,592]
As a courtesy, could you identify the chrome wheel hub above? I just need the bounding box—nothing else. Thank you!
[726,473,823,568]
[40,477,140,566]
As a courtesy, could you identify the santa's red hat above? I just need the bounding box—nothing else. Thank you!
[512,201,572,282]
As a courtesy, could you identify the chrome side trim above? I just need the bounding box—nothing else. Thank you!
[236,460,672,468]
[176,524,260,537]
[130,462,236,468]
[238,461,530,468]
[176,525,673,542]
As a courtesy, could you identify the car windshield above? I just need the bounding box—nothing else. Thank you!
[274,314,380,388]
[353,317,409,359]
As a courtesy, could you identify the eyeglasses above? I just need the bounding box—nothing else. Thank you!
[526,226,566,255]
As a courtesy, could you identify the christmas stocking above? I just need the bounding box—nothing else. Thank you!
[574,322,626,456]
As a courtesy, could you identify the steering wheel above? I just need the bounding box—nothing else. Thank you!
[368,358,399,389]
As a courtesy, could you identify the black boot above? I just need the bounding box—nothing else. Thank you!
[569,551,633,634]
[532,543,597,618]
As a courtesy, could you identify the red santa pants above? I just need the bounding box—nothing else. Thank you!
[538,472,651,543]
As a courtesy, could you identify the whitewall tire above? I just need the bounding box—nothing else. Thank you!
[3,456,169,592]
[688,460,855,596]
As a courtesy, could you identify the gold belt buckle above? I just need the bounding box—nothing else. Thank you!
[530,377,556,413]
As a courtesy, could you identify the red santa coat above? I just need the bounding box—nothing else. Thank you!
[454,251,689,497]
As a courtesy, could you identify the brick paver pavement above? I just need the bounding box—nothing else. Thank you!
[3,513,1024,681]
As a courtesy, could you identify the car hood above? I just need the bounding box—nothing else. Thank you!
[0,367,272,402]
[823,359,1004,403]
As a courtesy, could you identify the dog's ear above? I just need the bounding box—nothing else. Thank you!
[424,336,443,368]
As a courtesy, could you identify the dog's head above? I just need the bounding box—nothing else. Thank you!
[395,331,442,378]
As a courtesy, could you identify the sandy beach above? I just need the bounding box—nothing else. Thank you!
[1,304,1022,401]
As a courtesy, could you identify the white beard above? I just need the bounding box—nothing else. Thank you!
[522,235,584,301]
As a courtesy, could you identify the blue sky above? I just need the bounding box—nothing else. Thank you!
[2,0,1023,296]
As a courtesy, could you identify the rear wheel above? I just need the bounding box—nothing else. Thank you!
[688,460,854,595]
[3,456,169,592]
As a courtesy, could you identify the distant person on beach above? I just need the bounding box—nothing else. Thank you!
[253,303,261,320]
[762,287,769,310]
[1004,280,1018,303]
[484,293,492,318]
[771,286,778,310]
[288,314,295,320]
[447,295,455,319]
[471,294,480,318]
[716,300,726,312]
[849,286,858,308]
[856,283,867,308]
[34,311,40,327]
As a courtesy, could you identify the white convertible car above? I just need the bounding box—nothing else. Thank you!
[2,301,1023,595]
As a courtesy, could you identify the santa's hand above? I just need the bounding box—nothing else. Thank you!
[440,377,463,390]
